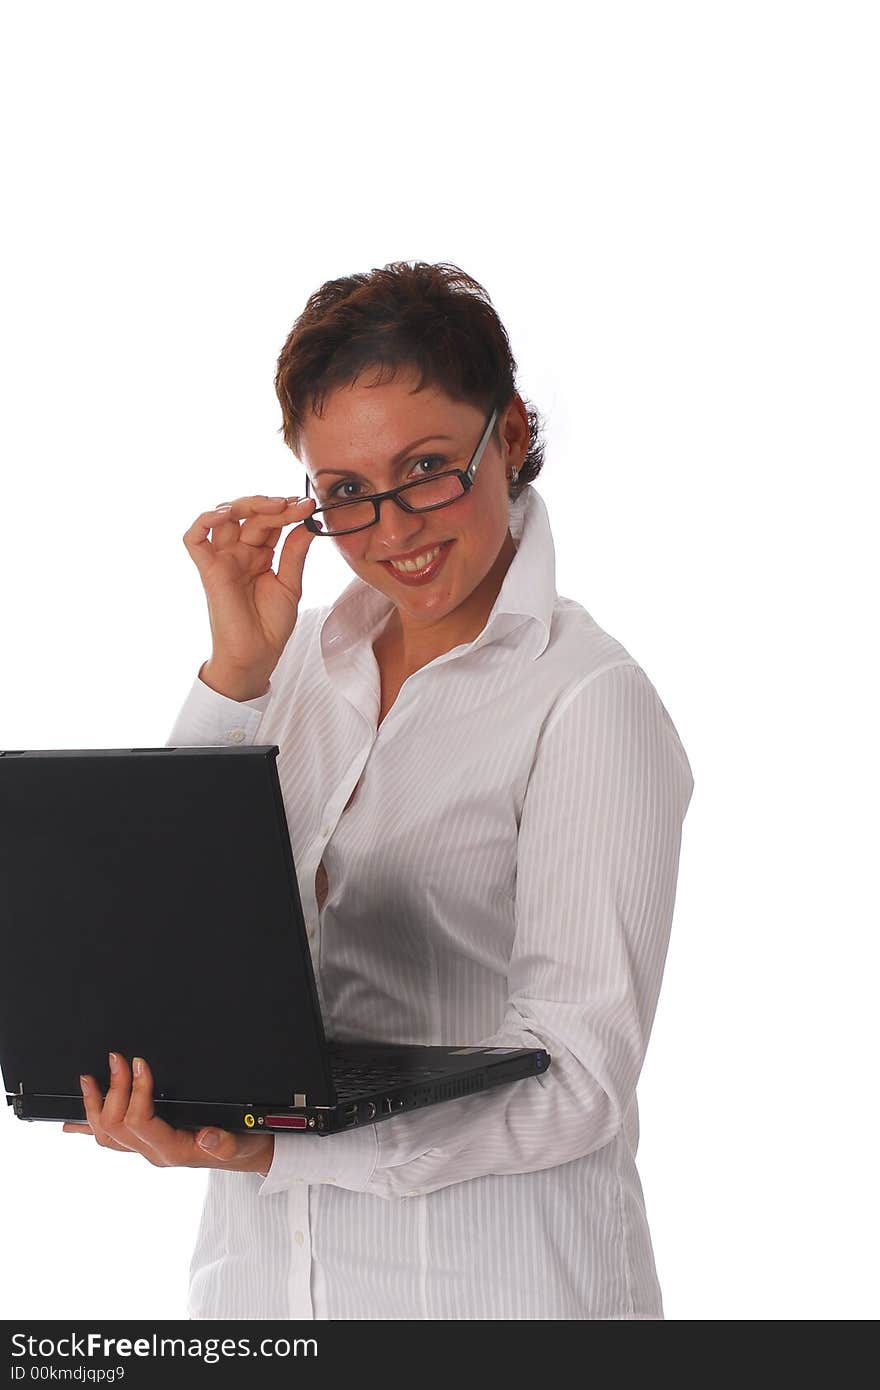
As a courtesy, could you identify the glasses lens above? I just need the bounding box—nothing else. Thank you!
[314,498,376,534]
[315,474,465,534]
[401,473,465,510]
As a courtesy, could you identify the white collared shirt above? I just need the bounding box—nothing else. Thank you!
[167,484,694,1320]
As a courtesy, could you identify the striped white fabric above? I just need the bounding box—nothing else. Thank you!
[167,484,694,1320]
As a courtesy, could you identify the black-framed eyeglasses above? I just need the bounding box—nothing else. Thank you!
[302,405,498,535]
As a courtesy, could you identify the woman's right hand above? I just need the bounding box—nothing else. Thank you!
[182,494,319,690]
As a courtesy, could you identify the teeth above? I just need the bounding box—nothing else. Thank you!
[389,544,443,573]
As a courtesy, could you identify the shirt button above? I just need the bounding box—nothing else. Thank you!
[294,1230,305,1246]
[227,729,245,743]
[307,921,316,938]
[320,823,331,837]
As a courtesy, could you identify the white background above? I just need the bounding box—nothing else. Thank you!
[1,1,877,1321]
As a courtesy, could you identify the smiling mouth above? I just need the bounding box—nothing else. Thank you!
[386,543,444,573]
[379,539,454,580]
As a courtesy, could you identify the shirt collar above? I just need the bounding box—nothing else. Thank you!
[318,483,556,667]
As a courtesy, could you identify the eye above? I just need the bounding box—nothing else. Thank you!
[326,479,365,501]
[410,455,446,476]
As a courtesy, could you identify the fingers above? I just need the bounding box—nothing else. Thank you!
[79,1055,137,1154]
[194,1127,275,1175]
[101,1051,139,1139]
[209,496,309,553]
[194,1127,249,1164]
[62,1119,135,1152]
[232,496,318,554]
[112,1055,201,1167]
[116,1056,270,1169]
[275,507,320,594]
[79,1053,166,1161]
[182,496,316,570]
[70,1055,275,1172]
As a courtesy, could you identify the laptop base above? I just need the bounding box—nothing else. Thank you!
[8,1046,550,1135]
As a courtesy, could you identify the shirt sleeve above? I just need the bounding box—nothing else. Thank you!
[257,660,695,1201]
[165,666,272,747]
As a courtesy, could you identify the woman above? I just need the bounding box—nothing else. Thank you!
[65,261,694,1319]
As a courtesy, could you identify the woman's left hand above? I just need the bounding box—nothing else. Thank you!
[62,1052,275,1176]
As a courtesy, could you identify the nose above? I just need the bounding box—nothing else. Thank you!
[372,494,429,554]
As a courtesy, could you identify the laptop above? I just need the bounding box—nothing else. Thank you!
[0,746,550,1137]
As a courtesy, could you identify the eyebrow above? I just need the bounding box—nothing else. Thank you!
[313,434,454,479]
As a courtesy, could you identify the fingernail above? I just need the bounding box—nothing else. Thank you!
[108,1052,118,1074]
[199,1132,220,1150]
[132,1057,143,1078]
[80,1075,89,1095]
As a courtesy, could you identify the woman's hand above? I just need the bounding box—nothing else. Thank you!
[62,1053,275,1176]
[182,494,319,693]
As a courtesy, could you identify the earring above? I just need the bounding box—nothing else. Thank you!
[508,467,520,484]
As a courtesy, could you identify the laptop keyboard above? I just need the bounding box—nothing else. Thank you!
[329,1056,441,1099]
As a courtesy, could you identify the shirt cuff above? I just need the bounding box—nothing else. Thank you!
[166,670,272,747]
[256,1123,379,1197]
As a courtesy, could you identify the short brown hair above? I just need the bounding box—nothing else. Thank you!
[273,260,546,501]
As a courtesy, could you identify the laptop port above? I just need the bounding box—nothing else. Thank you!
[365,1101,377,1119]
[340,1104,358,1129]
[265,1115,308,1129]
[383,1096,405,1114]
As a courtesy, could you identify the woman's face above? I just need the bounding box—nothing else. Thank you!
[299,370,528,636]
